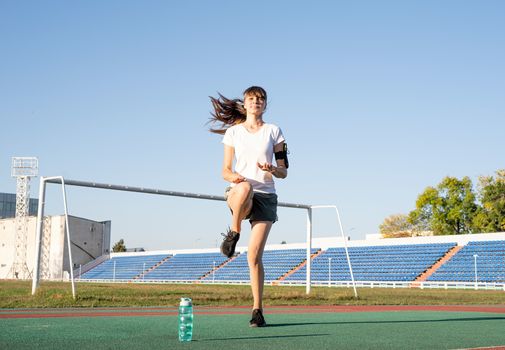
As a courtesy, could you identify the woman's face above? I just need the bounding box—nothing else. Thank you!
[243,93,266,116]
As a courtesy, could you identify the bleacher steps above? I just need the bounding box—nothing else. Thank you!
[132,255,173,281]
[198,253,238,281]
[74,254,110,278]
[273,249,323,285]
[410,245,464,287]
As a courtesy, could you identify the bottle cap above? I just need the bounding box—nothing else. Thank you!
[180,297,192,306]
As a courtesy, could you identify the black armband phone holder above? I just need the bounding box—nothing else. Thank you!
[274,143,289,169]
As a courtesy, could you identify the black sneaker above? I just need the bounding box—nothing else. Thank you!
[249,309,267,327]
[220,229,240,258]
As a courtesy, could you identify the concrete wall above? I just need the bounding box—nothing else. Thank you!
[0,215,111,280]
[0,217,37,279]
[63,216,111,276]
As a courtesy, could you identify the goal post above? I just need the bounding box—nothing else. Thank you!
[31,176,357,298]
[311,205,358,297]
[32,176,76,299]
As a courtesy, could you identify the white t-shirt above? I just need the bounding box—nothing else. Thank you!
[222,123,285,194]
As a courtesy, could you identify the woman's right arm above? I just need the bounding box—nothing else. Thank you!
[222,145,246,183]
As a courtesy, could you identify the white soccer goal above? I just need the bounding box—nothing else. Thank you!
[31,176,358,299]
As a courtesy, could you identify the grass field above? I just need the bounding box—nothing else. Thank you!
[1,280,504,308]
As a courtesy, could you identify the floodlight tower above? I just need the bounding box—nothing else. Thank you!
[10,157,38,279]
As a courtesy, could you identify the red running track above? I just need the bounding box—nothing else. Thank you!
[1,305,505,319]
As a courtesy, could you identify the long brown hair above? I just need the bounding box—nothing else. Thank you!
[208,86,267,134]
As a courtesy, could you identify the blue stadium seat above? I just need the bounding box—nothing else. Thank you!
[80,240,503,284]
[427,240,505,283]
[81,254,170,280]
[203,248,320,282]
[144,252,228,281]
[284,243,456,283]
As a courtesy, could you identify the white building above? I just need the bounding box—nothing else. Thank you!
[0,215,110,280]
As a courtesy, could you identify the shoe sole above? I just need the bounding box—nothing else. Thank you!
[220,243,236,258]
[249,323,267,328]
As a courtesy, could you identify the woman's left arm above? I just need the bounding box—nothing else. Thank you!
[272,142,288,179]
[257,142,288,179]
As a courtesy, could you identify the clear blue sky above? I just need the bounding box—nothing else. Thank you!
[1,1,504,250]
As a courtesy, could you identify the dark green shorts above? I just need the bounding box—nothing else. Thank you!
[249,192,278,223]
[225,187,278,223]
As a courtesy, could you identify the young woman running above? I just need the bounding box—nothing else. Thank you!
[209,86,288,327]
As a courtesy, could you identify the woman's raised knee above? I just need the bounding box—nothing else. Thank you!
[235,181,253,198]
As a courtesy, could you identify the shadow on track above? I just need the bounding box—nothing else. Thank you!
[266,316,505,328]
[195,333,329,342]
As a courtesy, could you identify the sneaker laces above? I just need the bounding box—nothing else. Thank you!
[221,228,237,241]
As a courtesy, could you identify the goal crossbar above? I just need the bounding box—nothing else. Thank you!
[32,176,358,298]
[45,178,313,209]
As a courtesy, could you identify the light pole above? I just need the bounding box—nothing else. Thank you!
[328,258,332,287]
[473,254,478,290]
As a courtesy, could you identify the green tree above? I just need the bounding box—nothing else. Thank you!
[112,239,127,252]
[408,186,439,233]
[473,169,505,232]
[409,176,478,235]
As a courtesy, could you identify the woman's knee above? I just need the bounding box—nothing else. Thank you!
[234,181,253,198]
[248,252,262,267]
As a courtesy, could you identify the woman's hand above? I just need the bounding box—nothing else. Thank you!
[257,162,275,173]
[231,173,247,184]
[257,161,287,179]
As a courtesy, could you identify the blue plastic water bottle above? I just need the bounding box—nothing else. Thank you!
[178,297,193,342]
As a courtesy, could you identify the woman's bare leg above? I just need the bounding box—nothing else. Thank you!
[226,182,253,233]
[248,221,272,310]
